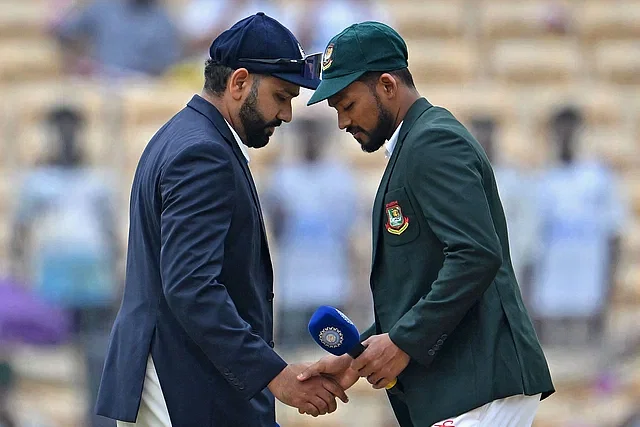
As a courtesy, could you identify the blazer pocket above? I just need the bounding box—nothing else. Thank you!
[382,187,420,246]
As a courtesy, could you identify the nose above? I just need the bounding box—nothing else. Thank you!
[276,102,293,123]
[337,111,351,130]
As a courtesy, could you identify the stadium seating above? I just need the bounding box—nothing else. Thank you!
[492,39,581,84]
[479,1,574,39]
[407,40,477,84]
[579,0,640,41]
[420,83,519,126]
[392,0,466,39]
[0,0,638,425]
[0,1,50,41]
[594,41,640,85]
[0,40,60,83]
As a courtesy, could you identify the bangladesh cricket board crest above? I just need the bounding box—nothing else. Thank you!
[319,327,343,348]
[322,44,334,71]
[385,200,409,235]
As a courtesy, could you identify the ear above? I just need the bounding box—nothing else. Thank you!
[228,68,251,101]
[378,73,398,100]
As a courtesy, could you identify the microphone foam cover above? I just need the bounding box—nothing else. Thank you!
[308,306,360,356]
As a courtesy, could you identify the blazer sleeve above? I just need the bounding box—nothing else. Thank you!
[159,142,286,400]
[388,129,502,368]
[360,323,376,342]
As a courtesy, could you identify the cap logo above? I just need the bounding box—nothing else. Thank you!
[322,44,334,71]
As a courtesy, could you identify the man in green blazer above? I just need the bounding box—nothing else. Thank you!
[298,22,555,426]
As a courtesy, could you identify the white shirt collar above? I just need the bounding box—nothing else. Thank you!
[384,121,404,160]
[224,119,250,164]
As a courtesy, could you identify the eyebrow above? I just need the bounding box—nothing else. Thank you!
[328,94,345,108]
[281,88,299,97]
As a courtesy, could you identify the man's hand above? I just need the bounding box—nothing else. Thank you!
[351,333,410,389]
[268,364,348,417]
[297,354,360,391]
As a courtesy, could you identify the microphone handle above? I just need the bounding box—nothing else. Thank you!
[347,343,365,358]
[346,343,401,394]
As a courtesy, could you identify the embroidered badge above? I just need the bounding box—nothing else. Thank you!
[322,44,334,71]
[385,201,409,235]
[318,327,343,348]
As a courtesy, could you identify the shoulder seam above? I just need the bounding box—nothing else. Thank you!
[159,140,232,183]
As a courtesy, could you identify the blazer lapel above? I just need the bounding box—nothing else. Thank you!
[187,95,272,255]
[371,98,433,270]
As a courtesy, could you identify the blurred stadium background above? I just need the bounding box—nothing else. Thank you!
[0,0,638,426]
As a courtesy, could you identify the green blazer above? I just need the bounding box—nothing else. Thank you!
[361,98,554,426]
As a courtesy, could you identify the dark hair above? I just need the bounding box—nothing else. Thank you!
[470,116,496,131]
[204,58,235,96]
[46,105,84,127]
[552,105,583,126]
[358,68,416,90]
[203,59,266,96]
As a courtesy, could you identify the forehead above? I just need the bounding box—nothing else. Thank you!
[328,81,371,107]
[261,75,300,96]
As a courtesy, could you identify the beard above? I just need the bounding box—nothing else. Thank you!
[239,83,282,149]
[349,92,395,153]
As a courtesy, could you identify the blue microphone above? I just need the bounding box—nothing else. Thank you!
[308,306,399,391]
[308,306,364,358]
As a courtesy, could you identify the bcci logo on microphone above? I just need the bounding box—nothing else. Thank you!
[319,327,344,348]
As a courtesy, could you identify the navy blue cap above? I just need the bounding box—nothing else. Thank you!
[209,12,320,90]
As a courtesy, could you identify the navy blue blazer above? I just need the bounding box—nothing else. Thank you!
[96,95,286,426]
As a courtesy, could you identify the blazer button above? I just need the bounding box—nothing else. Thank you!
[436,339,444,346]
[441,334,447,340]
[238,384,245,390]
[269,340,275,348]
[428,349,435,356]
[267,292,274,302]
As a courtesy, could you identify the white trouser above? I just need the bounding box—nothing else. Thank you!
[431,394,542,427]
[117,355,172,427]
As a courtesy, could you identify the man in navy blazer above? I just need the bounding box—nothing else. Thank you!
[95,13,348,427]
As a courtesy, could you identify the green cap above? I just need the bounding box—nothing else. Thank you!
[307,21,408,106]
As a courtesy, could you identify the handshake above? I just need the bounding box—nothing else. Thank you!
[267,307,410,417]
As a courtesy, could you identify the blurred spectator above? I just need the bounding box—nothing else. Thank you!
[531,106,626,346]
[471,117,539,304]
[10,106,120,427]
[177,1,388,82]
[541,1,571,34]
[0,277,71,346]
[54,0,181,77]
[265,118,357,350]
[180,0,285,58]
[286,0,389,53]
[0,357,15,427]
[0,275,72,427]
[620,411,640,427]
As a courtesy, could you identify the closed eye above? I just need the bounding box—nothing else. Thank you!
[344,102,354,112]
